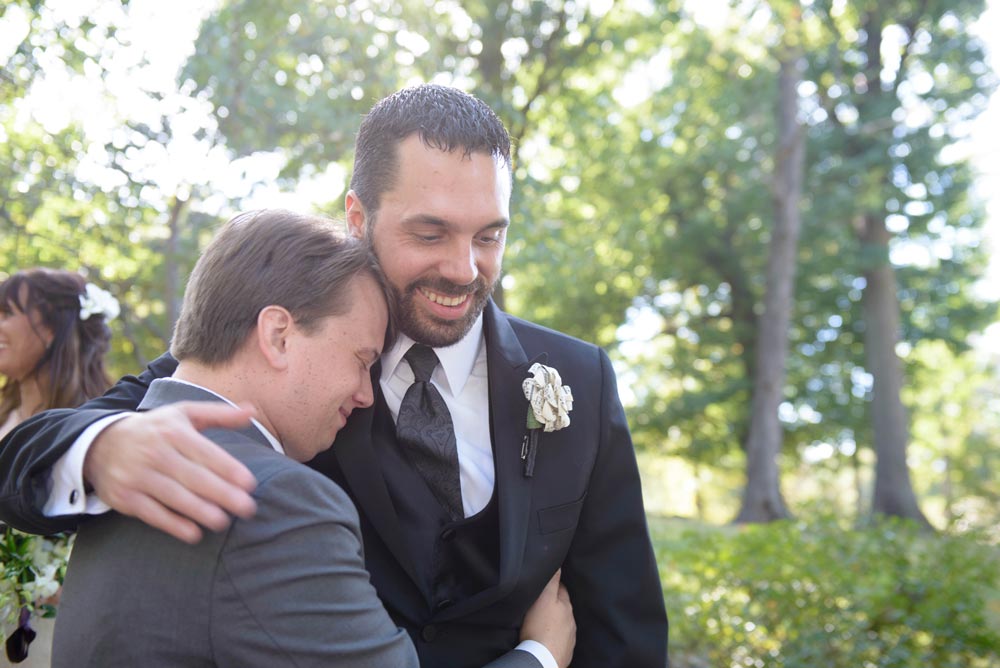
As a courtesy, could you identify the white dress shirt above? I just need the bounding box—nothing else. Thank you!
[379,314,494,517]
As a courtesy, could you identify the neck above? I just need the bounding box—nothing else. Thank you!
[172,358,275,438]
[17,373,48,419]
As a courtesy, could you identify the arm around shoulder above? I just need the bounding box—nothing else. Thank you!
[0,353,176,533]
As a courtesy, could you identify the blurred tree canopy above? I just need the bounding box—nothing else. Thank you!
[1,0,997,528]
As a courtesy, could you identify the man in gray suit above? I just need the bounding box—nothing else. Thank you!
[52,210,574,667]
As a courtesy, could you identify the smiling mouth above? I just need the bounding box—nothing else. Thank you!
[419,287,469,307]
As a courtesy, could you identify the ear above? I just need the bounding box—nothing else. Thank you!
[344,189,367,240]
[256,305,295,371]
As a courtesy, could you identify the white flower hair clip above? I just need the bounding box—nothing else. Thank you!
[79,283,120,322]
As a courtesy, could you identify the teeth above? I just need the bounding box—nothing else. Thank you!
[422,289,466,307]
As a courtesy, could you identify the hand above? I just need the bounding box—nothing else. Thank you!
[83,402,259,544]
[521,569,575,668]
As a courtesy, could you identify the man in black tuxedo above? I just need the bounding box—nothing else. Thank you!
[0,85,667,668]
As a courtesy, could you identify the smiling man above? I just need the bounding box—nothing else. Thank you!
[355,132,510,348]
[0,85,667,668]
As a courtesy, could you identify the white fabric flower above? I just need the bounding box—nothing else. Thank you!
[522,363,573,432]
[79,283,120,321]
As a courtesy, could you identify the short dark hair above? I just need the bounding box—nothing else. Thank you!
[170,210,392,365]
[349,84,512,216]
[0,268,112,419]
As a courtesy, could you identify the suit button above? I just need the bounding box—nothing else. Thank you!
[440,527,456,541]
[434,598,453,612]
[421,625,438,642]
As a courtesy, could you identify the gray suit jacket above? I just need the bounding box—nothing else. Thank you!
[52,379,540,668]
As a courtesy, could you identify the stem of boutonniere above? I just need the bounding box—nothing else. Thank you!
[521,429,539,477]
[522,410,542,477]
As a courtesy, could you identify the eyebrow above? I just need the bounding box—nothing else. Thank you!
[401,214,510,233]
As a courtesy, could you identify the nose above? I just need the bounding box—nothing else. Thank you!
[354,370,375,409]
[439,240,479,287]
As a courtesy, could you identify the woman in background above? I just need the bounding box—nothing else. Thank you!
[0,268,118,666]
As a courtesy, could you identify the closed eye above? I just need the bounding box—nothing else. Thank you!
[358,348,380,371]
[477,232,503,245]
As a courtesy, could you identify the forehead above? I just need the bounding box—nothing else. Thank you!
[0,281,30,314]
[324,275,388,333]
[388,136,511,208]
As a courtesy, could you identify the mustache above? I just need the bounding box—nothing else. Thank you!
[406,278,487,296]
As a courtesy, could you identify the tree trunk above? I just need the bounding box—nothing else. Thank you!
[165,197,187,335]
[693,462,705,521]
[853,444,864,519]
[943,454,954,525]
[832,4,932,529]
[858,213,931,527]
[734,49,803,523]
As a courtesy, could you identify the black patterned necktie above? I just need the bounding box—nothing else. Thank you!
[396,344,464,520]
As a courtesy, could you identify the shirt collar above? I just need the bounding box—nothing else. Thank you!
[163,377,285,455]
[381,312,485,396]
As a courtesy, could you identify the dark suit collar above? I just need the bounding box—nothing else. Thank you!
[138,378,274,451]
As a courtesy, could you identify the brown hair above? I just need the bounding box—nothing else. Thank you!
[170,209,394,365]
[0,268,113,421]
[349,84,512,219]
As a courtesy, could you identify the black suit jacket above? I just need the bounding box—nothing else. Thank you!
[0,301,668,668]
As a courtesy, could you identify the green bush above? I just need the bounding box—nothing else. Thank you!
[655,516,1000,667]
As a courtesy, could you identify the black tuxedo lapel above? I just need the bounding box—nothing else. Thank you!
[328,366,422,588]
[436,300,544,621]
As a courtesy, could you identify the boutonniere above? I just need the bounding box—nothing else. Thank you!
[520,363,573,477]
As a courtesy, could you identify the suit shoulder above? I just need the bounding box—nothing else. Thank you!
[208,431,355,514]
[502,312,603,356]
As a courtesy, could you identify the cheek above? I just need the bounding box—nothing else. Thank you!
[477,248,503,279]
[376,237,436,284]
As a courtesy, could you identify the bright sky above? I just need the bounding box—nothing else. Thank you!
[1,0,998,348]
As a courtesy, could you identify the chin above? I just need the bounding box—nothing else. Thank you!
[402,304,487,347]
[396,283,492,347]
[404,322,471,348]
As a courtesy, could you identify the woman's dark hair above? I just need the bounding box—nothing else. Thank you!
[0,268,113,420]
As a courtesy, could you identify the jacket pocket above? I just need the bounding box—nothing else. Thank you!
[536,495,586,535]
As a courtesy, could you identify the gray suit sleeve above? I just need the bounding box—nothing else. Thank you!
[211,464,419,668]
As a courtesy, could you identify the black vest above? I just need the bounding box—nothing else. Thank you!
[372,397,500,611]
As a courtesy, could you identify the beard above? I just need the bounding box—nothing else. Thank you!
[391,275,497,348]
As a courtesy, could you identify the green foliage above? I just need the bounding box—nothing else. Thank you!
[3,0,997,522]
[656,516,1000,667]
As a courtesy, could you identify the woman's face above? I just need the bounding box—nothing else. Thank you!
[0,285,52,382]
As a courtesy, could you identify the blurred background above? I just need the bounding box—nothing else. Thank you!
[2,0,998,665]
